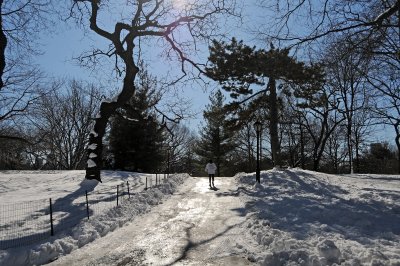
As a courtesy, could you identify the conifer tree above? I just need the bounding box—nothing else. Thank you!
[195,90,235,176]
[109,79,165,172]
[206,38,324,167]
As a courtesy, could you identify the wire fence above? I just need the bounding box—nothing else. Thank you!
[0,173,169,250]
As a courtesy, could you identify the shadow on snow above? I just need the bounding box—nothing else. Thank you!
[0,171,148,250]
[219,170,400,245]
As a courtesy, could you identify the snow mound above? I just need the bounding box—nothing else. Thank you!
[236,168,400,265]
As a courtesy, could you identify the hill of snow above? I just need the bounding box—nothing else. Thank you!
[236,168,400,265]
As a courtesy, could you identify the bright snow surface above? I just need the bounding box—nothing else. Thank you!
[0,169,400,265]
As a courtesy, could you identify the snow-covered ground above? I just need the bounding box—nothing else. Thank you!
[0,169,399,265]
[0,170,185,265]
[0,170,164,233]
[0,170,161,205]
[237,168,400,265]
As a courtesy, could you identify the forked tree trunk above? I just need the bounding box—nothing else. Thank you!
[81,0,140,182]
[85,66,139,182]
[268,78,281,167]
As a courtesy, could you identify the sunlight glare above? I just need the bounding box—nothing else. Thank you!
[172,0,188,10]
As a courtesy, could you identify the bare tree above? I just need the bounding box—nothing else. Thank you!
[325,39,373,174]
[236,122,257,172]
[257,0,399,53]
[284,85,345,171]
[0,123,32,169]
[33,80,101,170]
[0,0,53,136]
[165,124,197,173]
[367,60,400,173]
[324,124,348,173]
[69,0,239,181]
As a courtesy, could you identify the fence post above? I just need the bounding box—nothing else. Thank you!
[85,190,90,220]
[145,176,148,190]
[156,174,158,186]
[117,185,119,206]
[127,181,130,199]
[49,198,54,236]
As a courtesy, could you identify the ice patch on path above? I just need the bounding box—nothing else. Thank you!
[0,174,187,266]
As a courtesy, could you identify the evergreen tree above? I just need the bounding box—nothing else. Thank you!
[109,77,165,172]
[206,38,324,167]
[359,142,397,174]
[195,90,235,176]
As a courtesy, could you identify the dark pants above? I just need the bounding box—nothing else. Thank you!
[209,174,214,186]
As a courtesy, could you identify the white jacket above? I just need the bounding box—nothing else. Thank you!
[205,163,217,174]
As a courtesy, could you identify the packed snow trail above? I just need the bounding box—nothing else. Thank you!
[49,176,257,265]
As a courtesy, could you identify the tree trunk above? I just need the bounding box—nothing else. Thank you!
[355,140,360,173]
[395,122,400,174]
[0,0,7,90]
[397,139,400,174]
[247,127,252,172]
[300,123,305,169]
[346,120,353,174]
[268,78,281,167]
[85,66,138,182]
[313,158,319,171]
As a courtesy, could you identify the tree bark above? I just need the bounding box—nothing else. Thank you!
[300,123,305,169]
[0,0,7,90]
[347,121,353,174]
[85,65,138,182]
[82,1,142,182]
[268,78,281,167]
[246,126,252,172]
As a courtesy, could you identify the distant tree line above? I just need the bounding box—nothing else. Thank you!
[192,86,398,176]
[199,31,399,175]
[194,0,399,175]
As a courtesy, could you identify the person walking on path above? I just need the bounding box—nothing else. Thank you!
[205,160,217,188]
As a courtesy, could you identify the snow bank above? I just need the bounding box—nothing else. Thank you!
[0,174,187,266]
[236,168,400,265]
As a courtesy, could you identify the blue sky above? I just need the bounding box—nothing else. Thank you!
[37,25,206,129]
[34,1,396,145]
[35,2,263,133]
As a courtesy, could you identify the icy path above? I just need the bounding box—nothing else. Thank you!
[49,176,256,265]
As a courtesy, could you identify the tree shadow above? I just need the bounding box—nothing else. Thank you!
[165,219,246,265]
[50,179,100,234]
[347,175,400,182]
[0,171,163,250]
[0,179,100,250]
[101,170,146,191]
